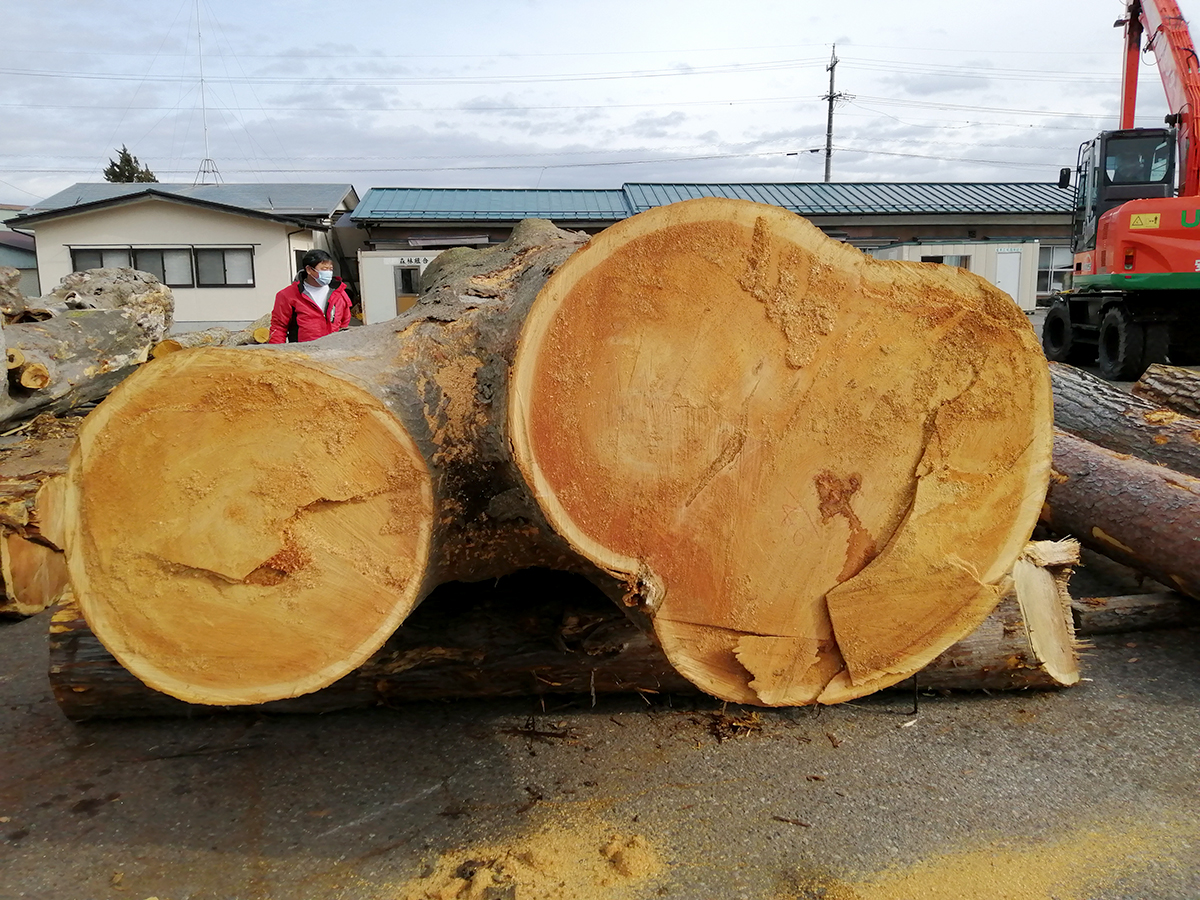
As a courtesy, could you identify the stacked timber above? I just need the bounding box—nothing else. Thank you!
[55,199,1063,714]
[1043,361,1200,611]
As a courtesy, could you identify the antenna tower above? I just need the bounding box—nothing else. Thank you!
[193,0,222,185]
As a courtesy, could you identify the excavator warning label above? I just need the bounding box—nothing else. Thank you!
[1130,213,1161,229]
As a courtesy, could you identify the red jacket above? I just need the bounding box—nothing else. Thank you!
[268,277,353,343]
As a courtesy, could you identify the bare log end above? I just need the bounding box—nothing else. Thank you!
[511,197,1054,706]
[64,346,436,705]
[16,362,51,390]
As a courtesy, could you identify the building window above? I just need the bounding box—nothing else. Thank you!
[71,248,131,271]
[133,249,194,287]
[394,266,420,296]
[195,248,255,287]
[921,254,971,269]
[1038,245,1073,296]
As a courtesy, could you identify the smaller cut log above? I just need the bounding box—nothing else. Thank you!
[15,362,51,390]
[1071,592,1200,635]
[151,313,271,359]
[1050,362,1200,479]
[1042,429,1200,600]
[916,540,1080,691]
[6,348,23,370]
[1132,363,1200,418]
[49,543,1081,719]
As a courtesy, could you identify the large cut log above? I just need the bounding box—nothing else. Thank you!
[48,543,1079,720]
[510,198,1052,705]
[0,415,79,616]
[1050,362,1200,478]
[1131,362,1200,418]
[61,202,1052,709]
[1042,428,1200,600]
[0,268,172,426]
[61,221,595,707]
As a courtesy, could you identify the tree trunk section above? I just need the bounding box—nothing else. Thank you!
[61,221,594,707]
[1131,363,1200,418]
[0,268,172,426]
[510,198,1053,706]
[1049,362,1200,478]
[1042,428,1200,600]
[151,313,271,358]
[48,542,1080,720]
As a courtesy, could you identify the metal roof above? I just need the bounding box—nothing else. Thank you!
[352,187,631,222]
[19,183,357,218]
[622,183,1075,215]
[352,182,1072,223]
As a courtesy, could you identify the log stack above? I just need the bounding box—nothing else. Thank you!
[54,199,1063,713]
[1042,362,1200,610]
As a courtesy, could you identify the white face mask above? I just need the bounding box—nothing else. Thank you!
[314,269,333,286]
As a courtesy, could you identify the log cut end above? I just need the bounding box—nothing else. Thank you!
[63,347,434,705]
[511,197,1053,705]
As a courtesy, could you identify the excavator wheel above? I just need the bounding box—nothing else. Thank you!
[1041,301,1094,364]
[1097,304,1147,381]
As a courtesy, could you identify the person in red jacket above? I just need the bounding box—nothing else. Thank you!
[268,248,353,343]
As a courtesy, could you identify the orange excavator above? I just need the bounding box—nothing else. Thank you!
[1042,0,1200,379]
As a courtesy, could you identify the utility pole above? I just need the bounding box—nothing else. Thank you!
[822,44,845,183]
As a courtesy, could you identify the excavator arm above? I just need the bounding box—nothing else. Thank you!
[1119,0,1200,195]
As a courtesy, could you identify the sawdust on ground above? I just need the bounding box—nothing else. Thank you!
[781,816,1192,900]
[393,813,661,900]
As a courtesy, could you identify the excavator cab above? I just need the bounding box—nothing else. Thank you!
[1072,128,1176,254]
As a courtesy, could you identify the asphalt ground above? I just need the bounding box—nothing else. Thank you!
[2,591,1198,900]
[0,306,1196,900]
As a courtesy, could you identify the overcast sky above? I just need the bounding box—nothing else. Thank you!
[0,0,1188,205]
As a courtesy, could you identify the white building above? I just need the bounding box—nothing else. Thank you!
[868,239,1042,313]
[7,184,362,328]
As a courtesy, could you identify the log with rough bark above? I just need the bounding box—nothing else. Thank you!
[1131,363,1200,418]
[0,268,172,426]
[1071,591,1200,635]
[0,415,78,616]
[1042,428,1200,600]
[61,201,1053,709]
[150,313,271,358]
[1050,362,1200,478]
[48,542,1080,720]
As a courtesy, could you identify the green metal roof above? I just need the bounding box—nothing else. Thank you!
[352,187,630,222]
[352,182,1073,224]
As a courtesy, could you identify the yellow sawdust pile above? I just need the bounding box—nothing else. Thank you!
[784,816,1190,900]
[396,819,661,900]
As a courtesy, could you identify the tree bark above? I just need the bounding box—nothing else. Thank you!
[1049,362,1200,478]
[1042,428,1200,600]
[0,268,172,426]
[61,201,1053,709]
[510,198,1053,706]
[48,542,1080,721]
[1131,363,1200,418]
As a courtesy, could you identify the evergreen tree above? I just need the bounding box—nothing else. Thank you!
[103,146,158,183]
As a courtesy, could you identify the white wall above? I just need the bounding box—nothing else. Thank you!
[869,241,1040,312]
[358,249,441,325]
[30,198,319,325]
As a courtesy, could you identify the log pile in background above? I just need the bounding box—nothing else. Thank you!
[1043,360,1200,615]
[150,312,271,358]
[57,199,1058,712]
[0,267,172,427]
